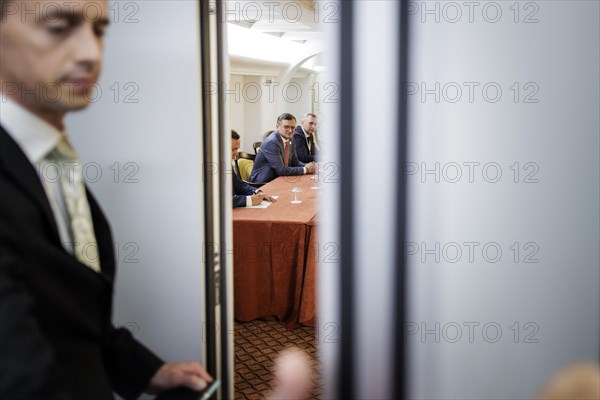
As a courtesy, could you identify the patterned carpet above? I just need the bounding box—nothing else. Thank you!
[234,320,321,399]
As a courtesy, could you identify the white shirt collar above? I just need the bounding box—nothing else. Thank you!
[279,133,290,145]
[301,126,311,138]
[0,96,63,163]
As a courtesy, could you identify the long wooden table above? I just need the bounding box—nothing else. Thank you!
[232,174,318,329]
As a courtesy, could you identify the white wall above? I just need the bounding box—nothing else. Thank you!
[66,1,206,390]
[227,74,269,149]
[407,1,600,399]
[288,76,315,124]
[228,74,246,141]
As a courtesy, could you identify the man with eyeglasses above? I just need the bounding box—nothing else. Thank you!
[250,113,317,183]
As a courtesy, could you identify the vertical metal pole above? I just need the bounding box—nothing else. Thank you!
[199,0,219,378]
[215,1,235,399]
[199,1,234,398]
[338,0,355,398]
[393,1,410,398]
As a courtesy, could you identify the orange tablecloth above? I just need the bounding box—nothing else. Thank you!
[233,174,319,329]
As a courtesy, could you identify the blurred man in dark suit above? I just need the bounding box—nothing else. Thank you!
[231,130,276,207]
[0,1,212,398]
[293,113,319,163]
[250,113,317,183]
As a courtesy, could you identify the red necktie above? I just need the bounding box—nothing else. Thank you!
[283,140,290,166]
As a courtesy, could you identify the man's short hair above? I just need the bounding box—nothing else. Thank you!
[304,113,317,119]
[231,130,240,140]
[0,0,9,19]
[277,113,296,124]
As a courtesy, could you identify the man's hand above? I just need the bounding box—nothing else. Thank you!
[147,362,213,394]
[267,348,313,400]
[263,195,278,203]
[305,162,317,174]
[251,193,266,206]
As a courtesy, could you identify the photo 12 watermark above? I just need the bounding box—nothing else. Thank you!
[0,1,141,24]
[202,321,339,343]
[402,241,540,264]
[402,161,540,184]
[113,321,140,337]
[206,81,339,105]
[402,82,540,104]
[203,240,341,265]
[208,1,340,24]
[404,321,540,344]
[61,241,141,265]
[34,160,141,185]
[1,81,141,105]
[203,161,340,184]
[401,2,540,24]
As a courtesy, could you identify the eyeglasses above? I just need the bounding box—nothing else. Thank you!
[279,125,295,131]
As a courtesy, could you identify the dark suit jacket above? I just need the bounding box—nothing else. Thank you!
[250,131,305,183]
[233,172,255,208]
[0,126,164,400]
[293,126,317,163]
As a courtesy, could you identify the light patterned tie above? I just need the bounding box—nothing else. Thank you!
[47,137,101,272]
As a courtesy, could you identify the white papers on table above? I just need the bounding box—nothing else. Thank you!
[246,196,279,209]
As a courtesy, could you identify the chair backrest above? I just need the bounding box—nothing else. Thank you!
[252,141,262,154]
[238,151,256,161]
[262,130,273,140]
[237,158,254,181]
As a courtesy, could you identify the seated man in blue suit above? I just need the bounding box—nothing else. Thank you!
[250,113,317,183]
[231,130,276,207]
[293,113,319,163]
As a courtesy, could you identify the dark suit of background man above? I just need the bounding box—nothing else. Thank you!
[0,1,212,398]
[231,130,276,207]
[293,113,319,163]
[250,113,317,183]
